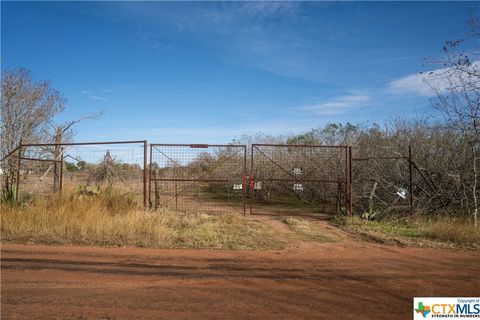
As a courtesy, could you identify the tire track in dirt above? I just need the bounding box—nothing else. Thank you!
[2,217,479,320]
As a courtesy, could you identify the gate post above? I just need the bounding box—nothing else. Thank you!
[349,146,353,216]
[15,139,23,203]
[250,144,254,214]
[148,143,153,208]
[59,147,64,193]
[143,140,148,208]
[154,169,159,210]
[53,129,62,193]
[243,145,247,215]
[345,146,349,215]
[408,146,413,216]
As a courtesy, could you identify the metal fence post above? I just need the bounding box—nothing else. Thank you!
[243,145,247,215]
[143,140,148,208]
[154,169,159,210]
[409,146,413,216]
[349,146,353,216]
[53,129,62,193]
[15,139,23,203]
[250,144,254,214]
[148,144,153,208]
[59,147,64,193]
[345,146,349,215]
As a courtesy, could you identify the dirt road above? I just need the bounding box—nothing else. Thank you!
[2,221,479,319]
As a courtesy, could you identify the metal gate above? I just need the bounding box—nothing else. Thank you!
[250,144,351,216]
[149,144,247,214]
[351,147,413,219]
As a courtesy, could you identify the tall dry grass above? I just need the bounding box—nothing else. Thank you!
[419,218,480,247]
[1,191,283,250]
[339,216,480,249]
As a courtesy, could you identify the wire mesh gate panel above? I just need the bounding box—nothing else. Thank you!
[149,144,247,214]
[14,141,148,206]
[250,144,350,215]
[351,147,413,219]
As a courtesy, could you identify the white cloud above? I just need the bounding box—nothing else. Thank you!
[299,92,370,116]
[387,73,434,97]
[89,95,108,102]
[239,2,300,20]
[387,61,480,97]
[81,90,92,94]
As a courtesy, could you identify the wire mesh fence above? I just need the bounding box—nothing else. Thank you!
[250,144,350,215]
[13,141,147,206]
[2,139,442,218]
[351,147,412,219]
[149,144,246,214]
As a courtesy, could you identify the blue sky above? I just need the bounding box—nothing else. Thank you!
[1,1,478,143]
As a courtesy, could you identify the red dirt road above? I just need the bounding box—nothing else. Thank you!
[2,228,480,319]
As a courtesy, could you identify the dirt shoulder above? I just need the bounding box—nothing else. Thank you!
[2,223,479,319]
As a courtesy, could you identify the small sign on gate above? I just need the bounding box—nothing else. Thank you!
[254,181,262,190]
[293,183,303,192]
[293,167,303,175]
[233,184,243,190]
[396,187,407,199]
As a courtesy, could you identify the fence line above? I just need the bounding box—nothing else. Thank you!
[1,140,435,218]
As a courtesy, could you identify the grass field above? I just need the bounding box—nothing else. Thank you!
[1,190,284,250]
[337,216,480,249]
[3,188,479,250]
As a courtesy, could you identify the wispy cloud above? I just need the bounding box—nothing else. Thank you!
[119,2,318,81]
[173,2,302,32]
[387,72,434,97]
[298,92,370,116]
[81,85,133,101]
[387,61,480,97]
[103,84,134,93]
[89,95,108,102]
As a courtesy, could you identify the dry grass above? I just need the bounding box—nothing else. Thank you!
[420,218,480,246]
[281,217,337,242]
[338,216,480,249]
[1,191,284,250]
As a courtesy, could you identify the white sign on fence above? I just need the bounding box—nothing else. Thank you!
[293,167,303,175]
[396,187,407,199]
[293,183,303,192]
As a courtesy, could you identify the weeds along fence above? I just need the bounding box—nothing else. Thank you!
[2,140,147,206]
[1,139,446,218]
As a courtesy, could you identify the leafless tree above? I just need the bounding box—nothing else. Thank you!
[423,17,480,226]
[1,68,65,200]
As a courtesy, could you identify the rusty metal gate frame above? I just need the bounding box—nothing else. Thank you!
[149,143,247,214]
[250,144,352,215]
[350,146,413,216]
[10,140,148,207]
